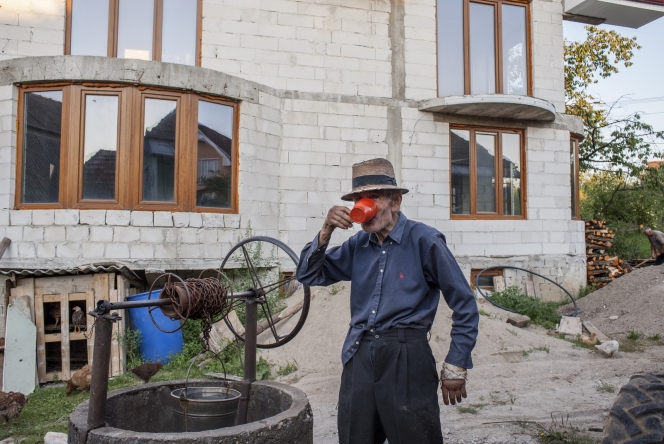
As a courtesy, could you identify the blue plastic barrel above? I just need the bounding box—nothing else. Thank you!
[126,291,184,363]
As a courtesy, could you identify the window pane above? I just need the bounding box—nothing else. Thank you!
[143,99,176,202]
[469,3,496,95]
[117,0,154,61]
[451,129,471,214]
[502,133,522,216]
[71,0,109,56]
[22,91,62,204]
[502,5,527,95]
[476,133,496,212]
[437,0,465,96]
[162,0,197,65]
[197,100,234,208]
[82,95,119,200]
[571,139,578,218]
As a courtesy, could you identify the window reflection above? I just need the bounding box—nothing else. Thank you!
[162,0,197,65]
[196,101,234,208]
[476,133,497,212]
[451,130,471,214]
[82,95,119,200]
[437,0,465,97]
[117,0,154,61]
[143,99,177,202]
[22,91,63,204]
[502,133,522,216]
[71,0,109,56]
[502,5,527,95]
[470,3,496,95]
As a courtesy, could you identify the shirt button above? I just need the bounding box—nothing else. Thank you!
[382,251,385,254]
[356,341,359,345]
[375,335,379,338]
[372,310,376,314]
[380,269,383,273]
[370,329,374,332]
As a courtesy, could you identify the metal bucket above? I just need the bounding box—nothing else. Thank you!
[170,386,241,432]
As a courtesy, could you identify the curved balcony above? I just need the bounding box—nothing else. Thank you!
[419,95,557,122]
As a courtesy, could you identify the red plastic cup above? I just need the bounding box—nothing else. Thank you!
[350,198,378,224]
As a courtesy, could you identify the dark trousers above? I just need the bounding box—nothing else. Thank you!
[656,254,664,266]
[338,328,444,444]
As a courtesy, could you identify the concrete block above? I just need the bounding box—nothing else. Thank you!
[130,244,154,259]
[198,229,218,244]
[82,243,105,259]
[140,228,164,243]
[37,242,56,258]
[44,226,65,242]
[90,227,113,242]
[180,244,202,258]
[32,210,54,226]
[172,212,190,228]
[113,227,140,243]
[155,243,177,259]
[9,210,31,226]
[130,211,153,227]
[189,213,203,228]
[53,210,79,226]
[66,226,89,241]
[153,212,174,227]
[18,243,36,258]
[202,213,225,228]
[22,227,43,242]
[79,210,106,225]
[56,242,81,258]
[106,210,130,226]
[105,243,130,259]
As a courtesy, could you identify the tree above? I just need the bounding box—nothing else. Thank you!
[565,26,664,176]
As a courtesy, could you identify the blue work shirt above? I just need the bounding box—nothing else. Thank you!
[296,212,479,369]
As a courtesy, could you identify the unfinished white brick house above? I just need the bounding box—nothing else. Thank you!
[1,0,662,305]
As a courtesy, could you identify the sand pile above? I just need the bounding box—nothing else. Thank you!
[560,265,664,339]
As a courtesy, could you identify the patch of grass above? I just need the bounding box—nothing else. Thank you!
[276,360,299,376]
[534,413,599,444]
[576,285,596,300]
[488,286,562,330]
[647,334,661,341]
[626,329,643,341]
[327,284,344,295]
[456,403,487,414]
[522,346,550,356]
[479,308,491,317]
[560,337,596,350]
[595,381,616,393]
[115,327,143,369]
[507,328,519,336]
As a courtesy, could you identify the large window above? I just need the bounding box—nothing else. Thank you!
[16,84,238,213]
[570,138,580,220]
[66,0,201,66]
[437,0,530,97]
[451,127,525,219]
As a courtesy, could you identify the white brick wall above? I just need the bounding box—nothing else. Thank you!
[201,0,392,98]
[0,0,65,60]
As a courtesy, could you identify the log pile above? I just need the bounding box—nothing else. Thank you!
[585,219,632,287]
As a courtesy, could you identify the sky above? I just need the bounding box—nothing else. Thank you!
[563,18,664,152]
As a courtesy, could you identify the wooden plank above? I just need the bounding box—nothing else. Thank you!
[582,320,611,343]
[532,275,543,299]
[85,290,95,368]
[93,274,110,372]
[109,288,120,376]
[61,293,71,381]
[10,278,35,324]
[525,281,535,298]
[44,334,62,343]
[0,237,10,259]
[117,275,128,374]
[3,305,37,395]
[35,292,47,384]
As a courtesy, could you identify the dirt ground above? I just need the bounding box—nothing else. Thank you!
[261,281,664,444]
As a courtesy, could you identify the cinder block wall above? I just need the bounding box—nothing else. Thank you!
[0,0,586,298]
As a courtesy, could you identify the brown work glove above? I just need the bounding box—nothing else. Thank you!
[441,379,467,405]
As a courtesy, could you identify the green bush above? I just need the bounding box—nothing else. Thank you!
[488,286,562,330]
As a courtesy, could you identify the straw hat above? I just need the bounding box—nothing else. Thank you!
[341,158,409,201]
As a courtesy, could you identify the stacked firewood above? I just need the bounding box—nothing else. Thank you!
[585,219,632,287]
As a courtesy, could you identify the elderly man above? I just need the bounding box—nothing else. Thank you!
[643,227,664,265]
[296,158,479,444]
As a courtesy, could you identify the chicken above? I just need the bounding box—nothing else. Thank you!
[71,306,85,333]
[49,305,61,330]
[0,391,28,424]
[66,364,92,396]
[130,362,163,383]
[579,332,598,346]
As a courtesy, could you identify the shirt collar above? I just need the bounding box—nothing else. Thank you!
[360,212,407,247]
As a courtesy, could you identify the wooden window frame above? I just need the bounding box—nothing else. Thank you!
[450,125,527,220]
[436,0,532,97]
[65,0,202,66]
[470,268,504,290]
[15,83,239,214]
[570,137,581,220]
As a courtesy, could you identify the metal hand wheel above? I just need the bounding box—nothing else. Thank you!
[220,236,311,349]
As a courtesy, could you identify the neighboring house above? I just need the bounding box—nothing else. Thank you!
[0,0,662,307]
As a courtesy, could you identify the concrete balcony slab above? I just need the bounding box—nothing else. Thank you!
[419,95,557,122]
[564,0,664,28]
